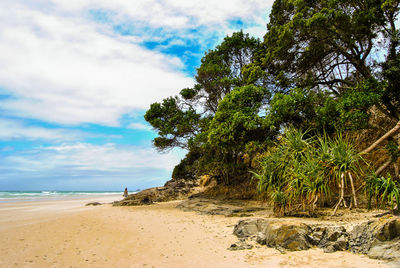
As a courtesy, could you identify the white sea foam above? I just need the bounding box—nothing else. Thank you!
[0,191,125,202]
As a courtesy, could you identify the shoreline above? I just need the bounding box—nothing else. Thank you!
[0,191,124,204]
[0,197,390,267]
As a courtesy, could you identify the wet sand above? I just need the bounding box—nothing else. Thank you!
[0,197,390,267]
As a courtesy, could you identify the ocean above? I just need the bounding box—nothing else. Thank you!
[0,191,124,202]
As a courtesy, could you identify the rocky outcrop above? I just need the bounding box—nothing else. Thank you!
[85,202,102,206]
[233,219,312,251]
[231,215,400,264]
[176,197,265,217]
[113,178,200,206]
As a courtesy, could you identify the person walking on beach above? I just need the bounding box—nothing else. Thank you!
[123,187,128,198]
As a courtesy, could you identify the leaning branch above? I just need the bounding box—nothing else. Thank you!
[375,158,392,176]
[361,121,400,155]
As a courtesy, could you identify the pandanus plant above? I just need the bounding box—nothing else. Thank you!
[366,173,399,212]
[328,134,362,215]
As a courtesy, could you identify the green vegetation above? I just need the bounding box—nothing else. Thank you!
[145,1,400,215]
[252,129,364,216]
[366,174,400,211]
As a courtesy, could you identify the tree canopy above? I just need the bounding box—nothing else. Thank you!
[145,0,400,192]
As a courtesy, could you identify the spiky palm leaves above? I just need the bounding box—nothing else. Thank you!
[252,128,362,216]
[252,128,331,215]
[366,174,399,212]
[328,134,362,215]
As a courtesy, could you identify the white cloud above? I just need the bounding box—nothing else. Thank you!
[0,0,273,190]
[0,1,194,126]
[6,142,181,171]
[127,122,152,131]
[0,0,272,126]
[51,0,273,30]
[0,118,83,141]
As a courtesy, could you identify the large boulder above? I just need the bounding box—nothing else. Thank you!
[233,219,313,251]
[311,226,349,253]
[349,216,400,254]
[264,223,312,251]
[368,238,400,261]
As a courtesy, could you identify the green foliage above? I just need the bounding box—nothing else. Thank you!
[336,79,385,130]
[366,173,400,210]
[144,97,200,151]
[262,0,383,86]
[386,139,400,162]
[254,0,400,121]
[207,85,271,151]
[252,128,364,214]
[144,1,400,193]
[195,31,260,113]
[328,134,362,178]
[171,149,201,180]
[252,128,332,214]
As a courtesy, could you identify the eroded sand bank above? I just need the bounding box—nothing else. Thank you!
[0,197,390,267]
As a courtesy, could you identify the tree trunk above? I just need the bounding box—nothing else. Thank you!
[375,158,392,176]
[348,171,358,208]
[332,172,345,216]
[394,162,399,178]
[312,195,319,212]
[361,121,400,155]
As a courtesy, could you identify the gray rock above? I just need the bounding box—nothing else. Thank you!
[232,219,313,251]
[264,223,312,251]
[228,241,253,251]
[256,232,267,245]
[317,226,348,252]
[85,202,102,206]
[113,178,200,206]
[349,216,400,254]
[178,198,265,217]
[231,215,400,262]
[368,237,400,262]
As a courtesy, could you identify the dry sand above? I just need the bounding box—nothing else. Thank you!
[0,197,391,268]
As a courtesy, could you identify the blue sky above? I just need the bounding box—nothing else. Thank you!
[0,0,273,191]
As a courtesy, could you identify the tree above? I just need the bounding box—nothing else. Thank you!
[206,85,276,183]
[145,32,268,184]
[249,0,400,123]
[195,31,261,114]
[144,96,201,151]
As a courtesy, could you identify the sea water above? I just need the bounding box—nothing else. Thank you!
[0,191,124,202]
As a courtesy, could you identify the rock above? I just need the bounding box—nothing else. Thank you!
[231,215,400,261]
[177,198,265,217]
[228,241,253,251]
[113,178,201,206]
[264,223,312,251]
[85,202,102,206]
[232,219,313,251]
[323,245,336,253]
[233,219,269,238]
[368,237,400,262]
[256,232,267,245]
[234,219,261,237]
[349,216,400,254]
[317,226,348,252]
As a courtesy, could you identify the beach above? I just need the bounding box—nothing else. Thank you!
[0,196,390,268]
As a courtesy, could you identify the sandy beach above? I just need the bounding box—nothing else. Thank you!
[0,196,390,268]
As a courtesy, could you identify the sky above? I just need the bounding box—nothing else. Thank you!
[0,0,274,191]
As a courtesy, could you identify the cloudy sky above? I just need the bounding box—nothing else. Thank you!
[0,0,273,191]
